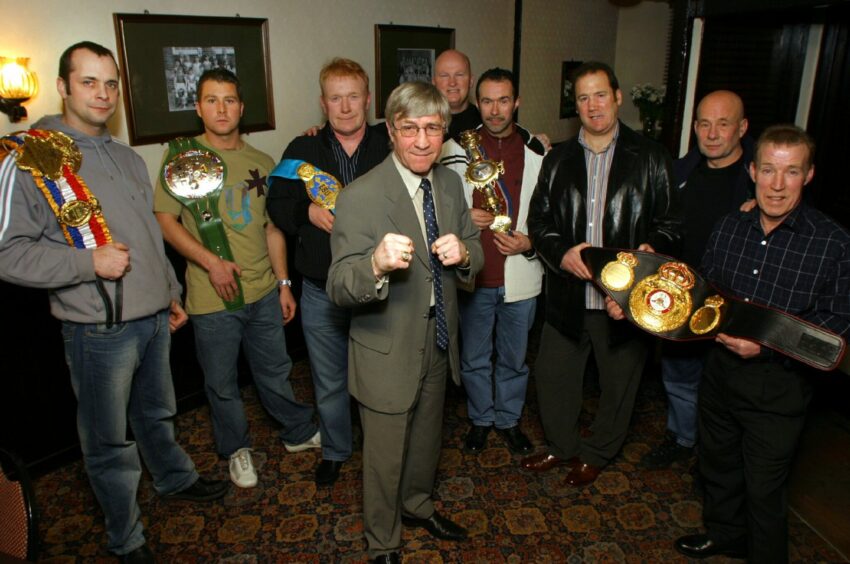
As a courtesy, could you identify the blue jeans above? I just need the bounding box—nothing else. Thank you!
[62,311,198,556]
[661,354,704,448]
[459,287,536,428]
[191,289,316,457]
[300,278,352,461]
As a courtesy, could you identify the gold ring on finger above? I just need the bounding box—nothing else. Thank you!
[401,251,412,262]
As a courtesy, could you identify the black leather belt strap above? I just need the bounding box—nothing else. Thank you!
[582,247,848,372]
[95,277,123,328]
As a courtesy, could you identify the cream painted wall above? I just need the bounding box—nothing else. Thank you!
[2,0,671,175]
[0,0,513,181]
[519,0,620,144]
[614,0,671,131]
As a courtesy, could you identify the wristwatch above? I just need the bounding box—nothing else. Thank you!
[277,279,292,288]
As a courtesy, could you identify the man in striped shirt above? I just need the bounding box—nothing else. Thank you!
[267,58,390,487]
[526,61,680,486]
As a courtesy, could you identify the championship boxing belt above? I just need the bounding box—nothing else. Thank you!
[160,137,243,311]
[458,129,513,232]
[269,159,343,213]
[582,247,848,372]
[1,129,122,327]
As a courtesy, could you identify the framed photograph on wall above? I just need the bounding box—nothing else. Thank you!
[374,24,455,119]
[114,13,275,145]
[560,60,583,119]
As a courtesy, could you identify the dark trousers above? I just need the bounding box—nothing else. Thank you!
[699,348,812,564]
[535,313,647,466]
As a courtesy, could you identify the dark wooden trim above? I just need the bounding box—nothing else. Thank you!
[513,0,523,123]
[660,0,701,155]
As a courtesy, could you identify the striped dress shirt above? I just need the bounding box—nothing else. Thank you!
[579,125,619,310]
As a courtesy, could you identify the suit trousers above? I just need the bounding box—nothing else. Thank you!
[535,313,647,467]
[699,348,811,564]
[359,317,448,558]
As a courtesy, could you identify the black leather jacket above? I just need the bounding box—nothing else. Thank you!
[528,122,682,342]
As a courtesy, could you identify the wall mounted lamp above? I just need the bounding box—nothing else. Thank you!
[0,57,38,123]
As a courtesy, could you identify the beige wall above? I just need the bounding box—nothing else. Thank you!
[0,0,513,180]
[519,0,620,143]
[1,0,669,178]
[614,0,671,130]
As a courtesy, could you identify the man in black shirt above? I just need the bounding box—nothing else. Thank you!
[267,58,390,486]
[642,91,753,469]
[432,49,479,142]
[675,125,850,562]
[433,49,550,151]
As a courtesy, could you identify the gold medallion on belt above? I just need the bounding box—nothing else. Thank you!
[599,253,715,334]
[600,251,639,291]
[629,262,695,332]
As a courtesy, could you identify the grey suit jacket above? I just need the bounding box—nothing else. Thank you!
[327,156,483,414]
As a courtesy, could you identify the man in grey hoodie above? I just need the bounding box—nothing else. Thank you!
[0,41,227,564]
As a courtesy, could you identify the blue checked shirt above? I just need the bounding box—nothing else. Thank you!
[701,204,850,337]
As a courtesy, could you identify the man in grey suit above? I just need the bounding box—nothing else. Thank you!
[327,81,483,563]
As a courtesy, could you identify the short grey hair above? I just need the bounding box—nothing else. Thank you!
[385,81,451,128]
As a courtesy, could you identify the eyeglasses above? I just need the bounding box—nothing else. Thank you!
[393,122,445,137]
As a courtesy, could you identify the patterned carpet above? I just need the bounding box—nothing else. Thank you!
[33,349,844,562]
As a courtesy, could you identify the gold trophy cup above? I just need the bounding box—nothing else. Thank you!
[460,130,511,232]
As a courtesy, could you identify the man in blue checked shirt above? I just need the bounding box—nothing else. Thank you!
[675,124,850,563]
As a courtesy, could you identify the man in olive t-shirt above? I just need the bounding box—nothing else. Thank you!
[154,69,319,489]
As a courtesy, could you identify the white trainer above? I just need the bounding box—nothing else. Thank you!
[284,430,322,453]
[229,448,258,488]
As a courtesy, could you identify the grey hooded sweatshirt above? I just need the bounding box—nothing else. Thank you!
[0,115,181,323]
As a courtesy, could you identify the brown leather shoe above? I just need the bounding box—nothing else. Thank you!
[562,462,602,486]
[520,452,578,472]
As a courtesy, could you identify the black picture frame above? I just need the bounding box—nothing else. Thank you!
[374,24,455,119]
[560,60,583,119]
[113,13,275,146]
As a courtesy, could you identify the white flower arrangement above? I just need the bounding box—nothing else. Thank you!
[630,83,665,136]
[630,83,665,107]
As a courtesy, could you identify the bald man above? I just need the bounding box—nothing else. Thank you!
[642,90,754,470]
[433,49,480,141]
[434,49,550,152]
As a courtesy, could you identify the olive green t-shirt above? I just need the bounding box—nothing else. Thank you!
[154,134,276,314]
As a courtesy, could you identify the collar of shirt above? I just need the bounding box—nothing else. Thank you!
[392,153,435,200]
[741,203,811,236]
[578,121,620,155]
[323,121,371,149]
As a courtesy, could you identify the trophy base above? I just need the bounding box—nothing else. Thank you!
[490,215,512,233]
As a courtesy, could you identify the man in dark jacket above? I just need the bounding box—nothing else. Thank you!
[524,62,681,486]
[267,58,390,486]
[642,90,753,469]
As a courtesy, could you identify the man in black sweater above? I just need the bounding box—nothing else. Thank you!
[642,90,753,470]
[267,58,390,486]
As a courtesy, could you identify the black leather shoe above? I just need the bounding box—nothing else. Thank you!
[674,533,747,559]
[121,543,155,563]
[164,477,228,502]
[641,436,694,470]
[496,425,533,454]
[371,552,401,563]
[464,424,492,452]
[402,511,468,542]
[315,459,344,486]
